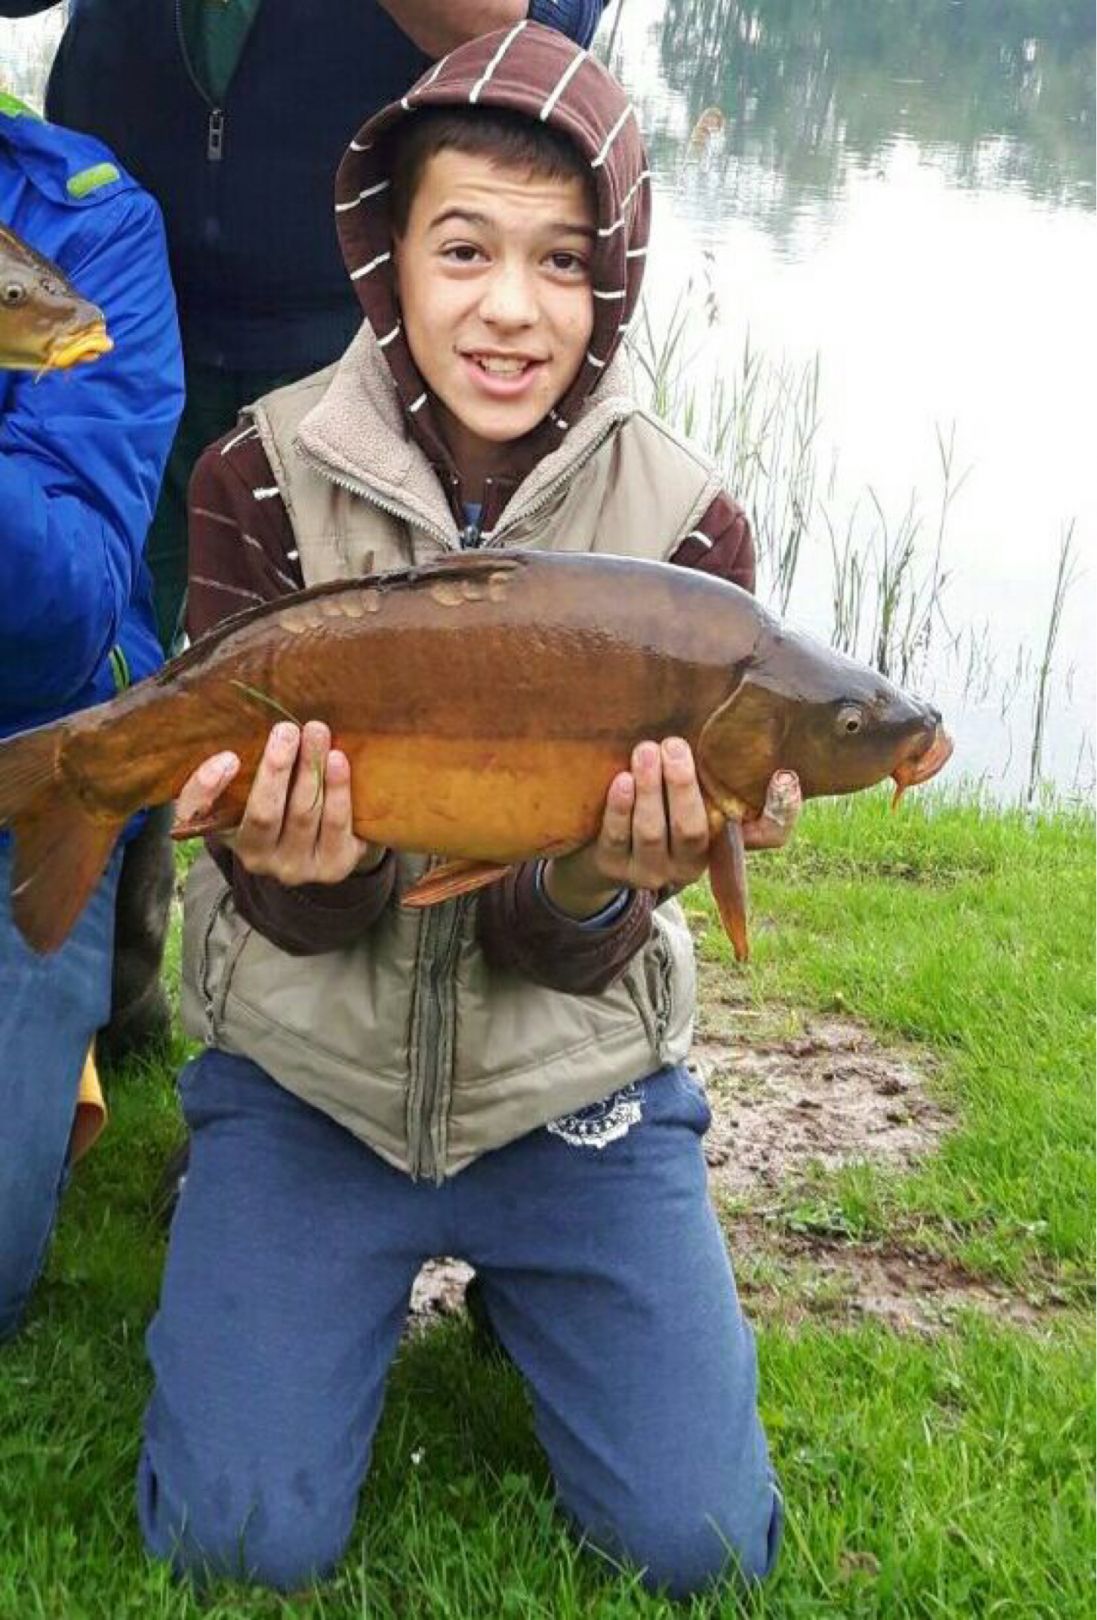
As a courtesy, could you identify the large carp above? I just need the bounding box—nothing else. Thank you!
[0,221,112,371]
[0,551,952,957]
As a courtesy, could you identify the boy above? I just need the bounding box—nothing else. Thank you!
[0,95,182,1341]
[141,24,792,1597]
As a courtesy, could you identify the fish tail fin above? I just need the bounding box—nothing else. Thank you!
[0,725,121,954]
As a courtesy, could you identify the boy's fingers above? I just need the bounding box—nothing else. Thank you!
[315,749,358,867]
[173,750,239,827]
[661,738,709,858]
[629,741,668,860]
[742,770,802,850]
[283,720,331,839]
[599,772,635,857]
[238,722,300,848]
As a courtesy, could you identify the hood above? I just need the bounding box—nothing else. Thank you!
[332,21,650,499]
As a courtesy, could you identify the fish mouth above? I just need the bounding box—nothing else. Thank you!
[44,324,113,372]
[891,725,954,807]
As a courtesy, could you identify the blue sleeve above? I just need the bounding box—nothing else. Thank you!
[0,190,183,715]
[534,859,631,929]
[0,3,59,15]
[527,0,605,50]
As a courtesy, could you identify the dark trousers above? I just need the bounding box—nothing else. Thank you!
[138,1054,782,1595]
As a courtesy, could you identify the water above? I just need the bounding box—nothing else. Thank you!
[603,0,1095,801]
[3,2,1094,799]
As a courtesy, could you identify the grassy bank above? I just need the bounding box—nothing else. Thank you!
[0,793,1092,1618]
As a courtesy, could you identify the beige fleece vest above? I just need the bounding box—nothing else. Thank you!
[181,329,723,1179]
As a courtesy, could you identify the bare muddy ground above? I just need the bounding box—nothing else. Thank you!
[407,959,1060,1336]
[724,1219,1067,1335]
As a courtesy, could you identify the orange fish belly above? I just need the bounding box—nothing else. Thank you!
[346,733,621,860]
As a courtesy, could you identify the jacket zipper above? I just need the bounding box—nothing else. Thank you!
[174,0,225,161]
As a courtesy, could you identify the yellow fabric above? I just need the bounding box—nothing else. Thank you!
[71,1044,107,1163]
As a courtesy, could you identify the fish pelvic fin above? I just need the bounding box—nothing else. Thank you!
[707,816,749,963]
[402,858,511,909]
[0,724,121,954]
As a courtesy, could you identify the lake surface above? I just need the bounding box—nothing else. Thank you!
[3,1,1094,800]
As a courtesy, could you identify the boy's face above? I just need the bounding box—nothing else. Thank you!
[393,150,596,485]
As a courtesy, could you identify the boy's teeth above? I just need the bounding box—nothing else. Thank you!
[476,356,526,374]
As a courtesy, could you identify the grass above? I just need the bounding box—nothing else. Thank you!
[0,793,1093,1617]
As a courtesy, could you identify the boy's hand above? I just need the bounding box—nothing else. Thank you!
[174,721,385,885]
[543,739,710,919]
[543,741,801,920]
[741,768,802,849]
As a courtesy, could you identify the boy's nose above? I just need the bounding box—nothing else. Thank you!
[480,265,537,326]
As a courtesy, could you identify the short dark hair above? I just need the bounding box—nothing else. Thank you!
[387,107,594,237]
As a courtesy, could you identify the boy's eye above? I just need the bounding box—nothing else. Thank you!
[441,242,485,265]
[546,251,589,277]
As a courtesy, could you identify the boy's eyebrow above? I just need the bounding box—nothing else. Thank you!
[427,207,596,240]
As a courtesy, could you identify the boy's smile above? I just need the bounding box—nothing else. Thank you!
[393,151,596,495]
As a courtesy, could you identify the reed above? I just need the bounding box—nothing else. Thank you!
[628,292,1091,803]
[1026,522,1079,804]
[627,296,954,682]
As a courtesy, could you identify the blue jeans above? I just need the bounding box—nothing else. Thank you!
[138,1052,782,1596]
[0,841,122,1341]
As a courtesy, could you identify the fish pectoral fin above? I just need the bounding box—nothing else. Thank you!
[401,859,512,909]
[707,817,749,963]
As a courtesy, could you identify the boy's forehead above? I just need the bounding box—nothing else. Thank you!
[412,150,595,232]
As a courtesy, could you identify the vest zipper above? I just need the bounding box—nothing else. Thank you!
[408,894,467,1182]
[174,0,226,162]
[293,414,626,1177]
[297,414,628,556]
[207,109,225,162]
[481,419,625,546]
[297,448,456,550]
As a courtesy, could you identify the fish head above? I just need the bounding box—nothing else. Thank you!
[0,226,113,372]
[697,631,953,816]
[781,676,952,805]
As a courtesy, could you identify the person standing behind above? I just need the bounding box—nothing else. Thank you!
[0,1,608,1068]
[0,92,182,1340]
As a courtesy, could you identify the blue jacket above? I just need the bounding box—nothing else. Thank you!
[0,99,183,756]
[1,1,604,374]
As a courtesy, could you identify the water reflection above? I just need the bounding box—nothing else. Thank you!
[604,0,1094,799]
[619,0,1094,247]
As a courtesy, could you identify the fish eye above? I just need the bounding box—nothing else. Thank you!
[836,705,864,735]
[2,281,27,306]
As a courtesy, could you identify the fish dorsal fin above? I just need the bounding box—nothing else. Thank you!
[159,553,528,684]
[696,676,789,821]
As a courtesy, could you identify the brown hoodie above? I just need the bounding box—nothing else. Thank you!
[186,24,755,988]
